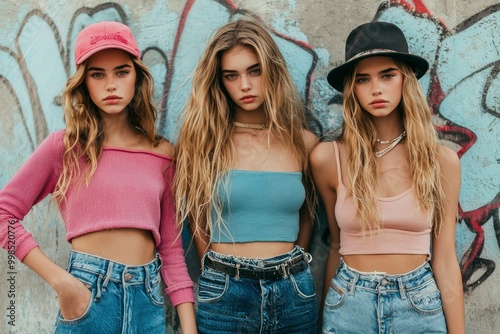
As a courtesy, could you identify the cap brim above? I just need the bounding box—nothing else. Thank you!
[76,44,140,65]
[327,52,429,92]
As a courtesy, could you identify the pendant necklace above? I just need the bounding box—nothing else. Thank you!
[234,121,266,136]
[375,131,406,158]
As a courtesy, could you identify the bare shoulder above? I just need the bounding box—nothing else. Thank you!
[437,144,461,189]
[154,139,175,157]
[310,140,340,190]
[437,144,460,169]
[301,129,319,152]
[310,140,336,168]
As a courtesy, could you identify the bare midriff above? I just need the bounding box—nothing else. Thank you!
[211,241,295,259]
[71,228,156,265]
[343,253,428,274]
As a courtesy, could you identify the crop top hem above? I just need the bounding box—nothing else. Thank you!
[65,222,162,245]
[210,239,296,244]
[339,228,431,256]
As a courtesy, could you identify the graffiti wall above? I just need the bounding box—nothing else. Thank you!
[0,0,498,332]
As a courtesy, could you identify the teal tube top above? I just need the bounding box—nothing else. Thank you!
[210,170,305,243]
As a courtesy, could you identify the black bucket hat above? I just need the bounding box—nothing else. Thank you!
[327,21,429,91]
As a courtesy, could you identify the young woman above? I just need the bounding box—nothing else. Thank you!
[174,18,318,333]
[311,22,465,333]
[0,21,196,333]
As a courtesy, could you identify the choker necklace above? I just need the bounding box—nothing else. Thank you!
[375,131,406,158]
[233,121,266,136]
[376,130,406,145]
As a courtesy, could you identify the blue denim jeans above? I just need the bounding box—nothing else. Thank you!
[322,259,447,334]
[197,246,318,333]
[54,250,167,334]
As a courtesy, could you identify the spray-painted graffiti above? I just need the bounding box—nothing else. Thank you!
[0,0,499,332]
[433,4,500,293]
[376,1,500,294]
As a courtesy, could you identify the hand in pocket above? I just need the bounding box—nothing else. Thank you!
[57,274,92,320]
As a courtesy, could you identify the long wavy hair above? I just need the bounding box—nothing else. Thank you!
[341,59,445,235]
[52,56,163,203]
[174,18,314,239]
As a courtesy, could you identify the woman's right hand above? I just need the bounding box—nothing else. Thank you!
[56,272,92,320]
[22,247,93,320]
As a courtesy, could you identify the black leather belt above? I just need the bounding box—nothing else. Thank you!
[203,253,309,280]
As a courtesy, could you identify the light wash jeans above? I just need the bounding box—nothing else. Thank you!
[54,250,166,334]
[197,246,318,333]
[323,259,447,334]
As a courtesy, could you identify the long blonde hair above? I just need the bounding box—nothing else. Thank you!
[52,56,163,203]
[175,18,314,238]
[341,59,445,234]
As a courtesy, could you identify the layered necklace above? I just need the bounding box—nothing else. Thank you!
[375,130,406,158]
[233,121,266,136]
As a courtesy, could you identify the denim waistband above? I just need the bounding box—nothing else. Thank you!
[336,258,433,297]
[204,245,310,271]
[67,250,162,284]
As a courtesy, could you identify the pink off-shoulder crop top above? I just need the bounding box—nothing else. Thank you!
[0,130,194,307]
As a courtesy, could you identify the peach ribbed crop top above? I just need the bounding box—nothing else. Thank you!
[332,141,431,255]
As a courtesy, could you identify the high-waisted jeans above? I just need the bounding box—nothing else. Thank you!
[54,250,167,334]
[322,259,447,334]
[196,245,318,333]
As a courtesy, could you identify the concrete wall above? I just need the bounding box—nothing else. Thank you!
[1,0,498,332]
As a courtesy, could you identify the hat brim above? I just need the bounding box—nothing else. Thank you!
[327,52,429,92]
[76,44,140,65]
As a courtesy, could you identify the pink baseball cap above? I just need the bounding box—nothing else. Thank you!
[74,21,141,65]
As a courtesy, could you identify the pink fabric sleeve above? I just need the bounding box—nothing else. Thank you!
[0,131,63,260]
[156,161,195,307]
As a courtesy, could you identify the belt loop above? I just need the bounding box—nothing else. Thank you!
[281,263,289,279]
[305,252,312,264]
[349,276,358,296]
[66,251,74,271]
[94,275,103,301]
[102,261,113,292]
[235,263,241,279]
[156,253,162,269]
[398,277,406,300]
[144,262,152,293]
[201,253,207,272]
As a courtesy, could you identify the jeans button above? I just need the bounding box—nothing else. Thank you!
[124,273,133,282]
